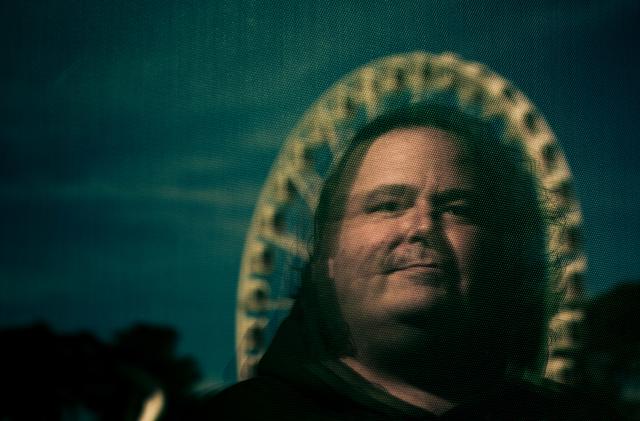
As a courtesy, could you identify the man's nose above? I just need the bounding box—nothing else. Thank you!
[406,200,438,243]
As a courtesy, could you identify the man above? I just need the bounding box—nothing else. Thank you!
[207,104,615,419]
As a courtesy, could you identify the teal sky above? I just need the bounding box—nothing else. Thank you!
[1,1,639,384]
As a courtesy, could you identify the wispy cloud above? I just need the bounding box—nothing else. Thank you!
[1,180,260,208]
[170,155,238,173]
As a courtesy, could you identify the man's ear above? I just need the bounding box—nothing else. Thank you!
[327,257,335,280]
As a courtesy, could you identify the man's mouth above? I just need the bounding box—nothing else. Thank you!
[398,262,439,269]
[387,259,442,272]
[383,249,449,278]
[387,262,443,275]
[394,263,441,272]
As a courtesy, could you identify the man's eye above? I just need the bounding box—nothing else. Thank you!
[446,204,470,215]
[443,204,477,221]
[367,201,402,213]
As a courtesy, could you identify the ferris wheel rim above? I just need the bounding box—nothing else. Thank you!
[235,51,585,382]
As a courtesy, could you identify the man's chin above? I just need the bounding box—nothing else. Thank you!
[388,296,470,333]
[357,315,471,369]
[383,285,462,314]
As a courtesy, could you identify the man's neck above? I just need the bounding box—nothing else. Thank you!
[340,356,458,415]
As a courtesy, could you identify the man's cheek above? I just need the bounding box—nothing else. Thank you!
[458,238,484,296]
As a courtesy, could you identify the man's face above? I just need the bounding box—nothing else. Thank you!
[327,126,487,353]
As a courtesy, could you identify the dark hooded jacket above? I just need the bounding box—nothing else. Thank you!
[201,293,619,420]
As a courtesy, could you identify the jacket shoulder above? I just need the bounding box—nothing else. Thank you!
[193,376,324,420]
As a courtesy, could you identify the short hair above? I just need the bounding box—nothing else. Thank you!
[302,102,553,379]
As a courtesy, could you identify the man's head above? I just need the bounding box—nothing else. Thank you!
[304,104,551,381]
[327,126,484,357]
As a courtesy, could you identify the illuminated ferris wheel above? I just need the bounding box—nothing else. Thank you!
[236,52,586,384]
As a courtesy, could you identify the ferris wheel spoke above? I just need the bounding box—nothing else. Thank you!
[259,230,308,258]
[285,167,322,211]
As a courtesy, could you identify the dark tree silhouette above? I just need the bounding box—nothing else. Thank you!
[584,281,640,420]
[0,323,201,420]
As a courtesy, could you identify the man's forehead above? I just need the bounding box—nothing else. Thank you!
[348,126,477,193]
[348,183,479,205]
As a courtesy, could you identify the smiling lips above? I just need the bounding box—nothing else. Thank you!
[387,261,444,274]
[393,262,442,273]
[398,261,438,268]
[383,249,449,279]
[384,254,441,272]
[383,255,448,282]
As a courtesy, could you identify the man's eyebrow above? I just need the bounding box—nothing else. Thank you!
[430,188,478,205]
[352,184,418,204]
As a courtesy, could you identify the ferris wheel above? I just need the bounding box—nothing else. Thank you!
[235,51,587,384]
